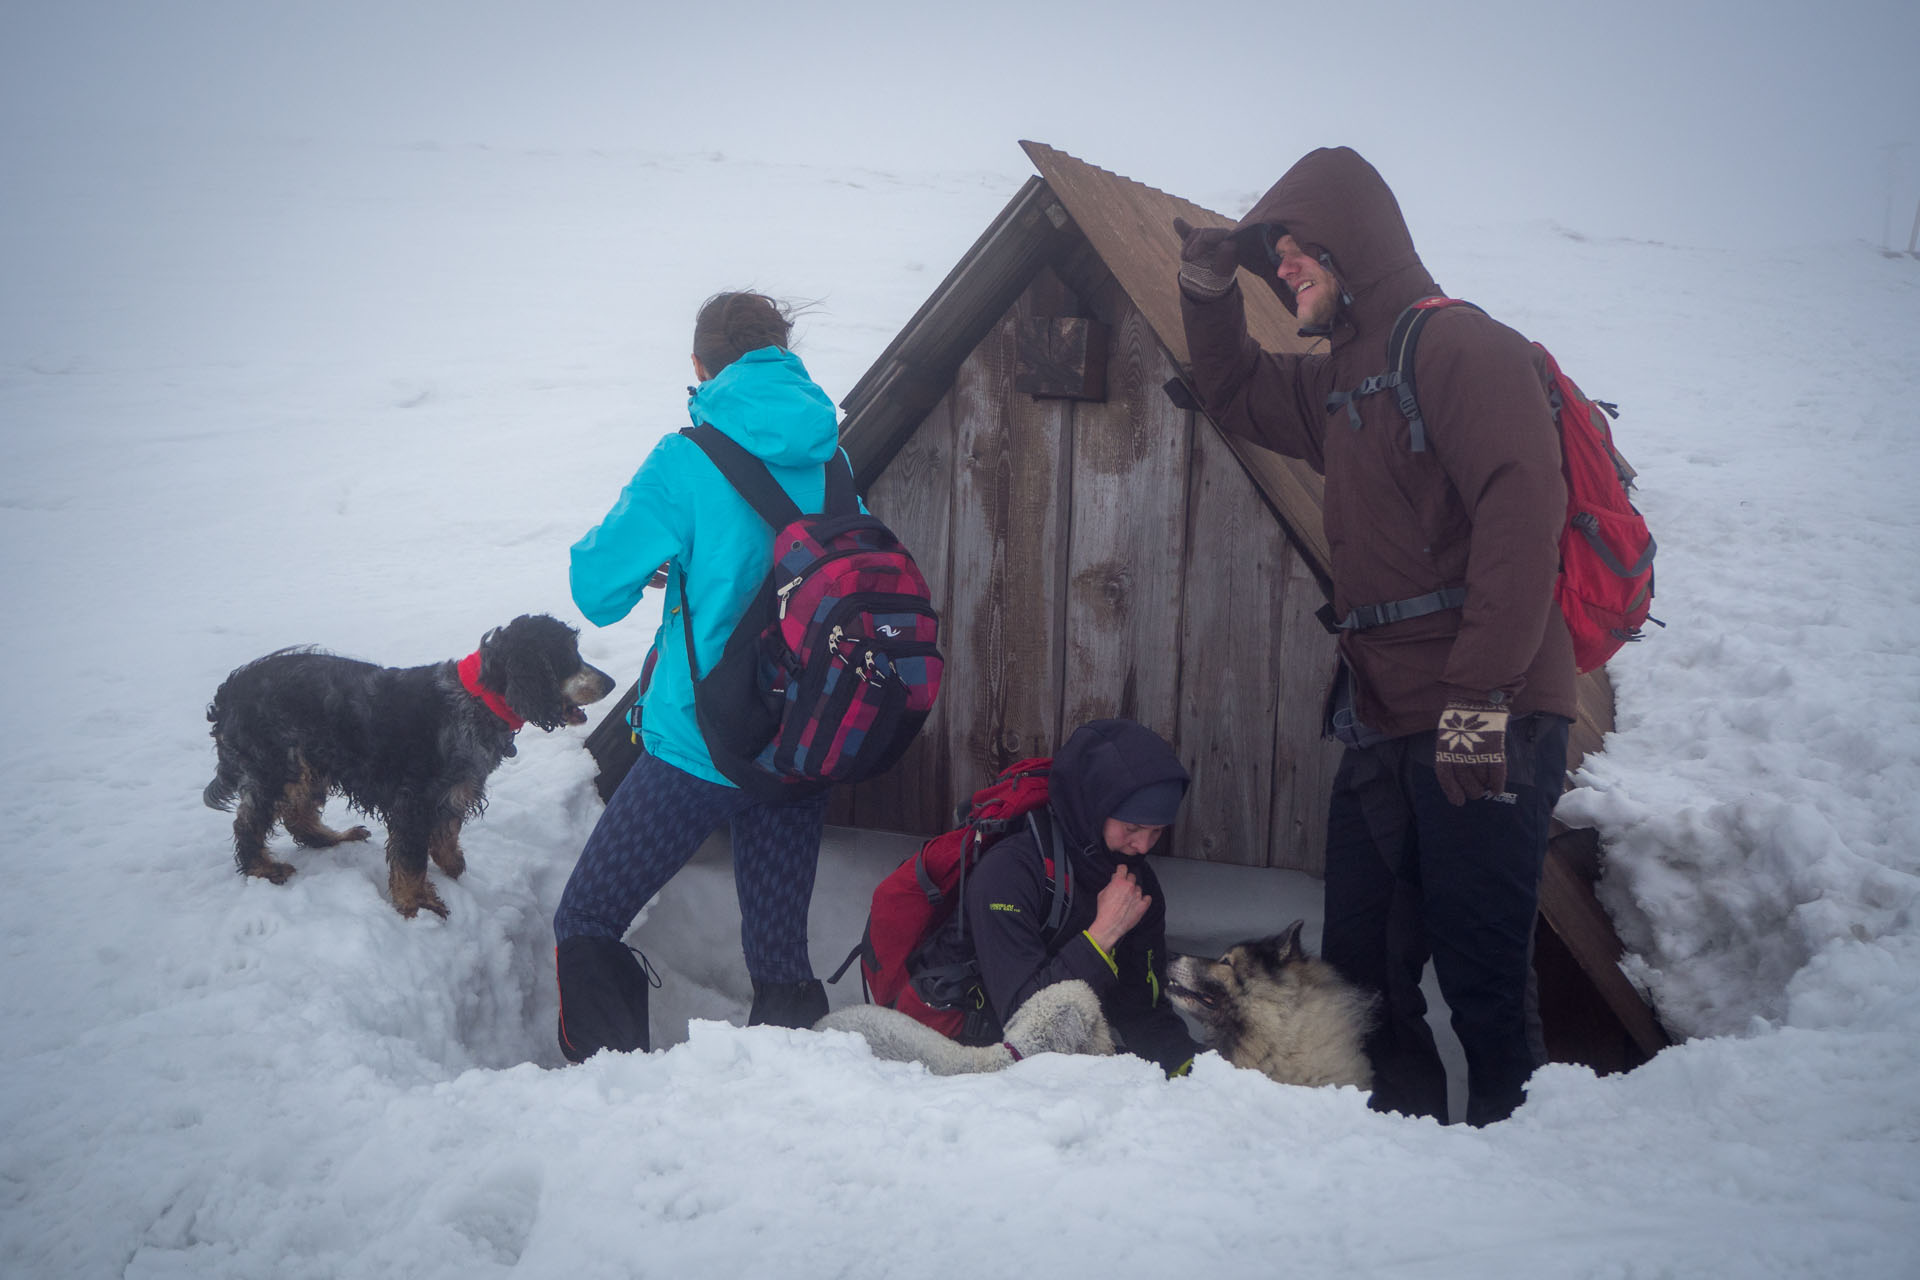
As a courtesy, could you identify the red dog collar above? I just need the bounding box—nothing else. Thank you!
[457,651,525,731]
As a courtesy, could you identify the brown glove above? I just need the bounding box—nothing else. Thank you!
[1172,216,1242,300]
[1434,698,1510,805]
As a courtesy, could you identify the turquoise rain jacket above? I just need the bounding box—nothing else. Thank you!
[570,346,845,786]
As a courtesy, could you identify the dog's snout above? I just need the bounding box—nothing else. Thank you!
[569,664,616,706]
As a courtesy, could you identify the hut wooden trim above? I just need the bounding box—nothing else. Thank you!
[841,177,1076,491]
[1542,834,1670,1056]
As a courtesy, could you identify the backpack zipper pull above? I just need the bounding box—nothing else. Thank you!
[775,574,806,618]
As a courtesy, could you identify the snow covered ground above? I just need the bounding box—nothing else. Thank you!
[4,93,1920,1280]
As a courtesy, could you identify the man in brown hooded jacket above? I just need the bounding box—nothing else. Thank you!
[1175,147,1576,1125]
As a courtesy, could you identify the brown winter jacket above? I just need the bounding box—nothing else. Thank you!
[1181,147,1576,738]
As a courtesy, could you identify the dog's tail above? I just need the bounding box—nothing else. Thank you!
[203,692,239,811]
[203,765,239,811]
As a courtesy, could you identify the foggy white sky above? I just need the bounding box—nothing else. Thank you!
[3,0,1918,250]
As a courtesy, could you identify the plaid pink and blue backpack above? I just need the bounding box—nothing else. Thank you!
[678,424,943,799]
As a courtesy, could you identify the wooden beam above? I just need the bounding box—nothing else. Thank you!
[840,178,1076,488]
[1537,833,1670,1060]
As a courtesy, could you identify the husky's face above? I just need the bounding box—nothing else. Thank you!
[1165,920,1311,1052]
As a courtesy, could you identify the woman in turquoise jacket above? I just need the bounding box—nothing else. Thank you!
[554,292,846,1061]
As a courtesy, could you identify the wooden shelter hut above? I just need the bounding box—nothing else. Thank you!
[588,142,1667,1073]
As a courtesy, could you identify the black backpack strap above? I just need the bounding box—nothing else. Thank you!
[681,423,804,528]
[1028,808,1074,944]
[1385,304,1431,452]
[1323,585,1468,632]
[826,938,863,985]
[677,572,701,681]
[1387,298,1486,453]
[824,447,858,518]
[681,424,859,527]
[1324,372,1404,431]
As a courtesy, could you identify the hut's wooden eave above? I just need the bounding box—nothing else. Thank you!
[839,176,1074,490]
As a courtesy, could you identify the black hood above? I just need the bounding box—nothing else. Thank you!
[1049,720,1189,868]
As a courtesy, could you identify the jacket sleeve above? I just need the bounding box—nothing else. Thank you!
[1104,871,1202,1076]
[1417,315,1567,702]
[1179,283,1327,473]
[569,436,695,627]
[965,838,1120,1025]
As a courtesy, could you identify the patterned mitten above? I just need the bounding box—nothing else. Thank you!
[1434,698,1509,805]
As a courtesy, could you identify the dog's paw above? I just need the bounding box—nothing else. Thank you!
[429,844,467,879]
[242,857,296,885]
[388,863,450,918]
[393,887,450,919]
[343,825,372,843]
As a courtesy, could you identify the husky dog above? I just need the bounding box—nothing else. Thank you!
[816,980,1114,1074]
[1166,920,1378,1089]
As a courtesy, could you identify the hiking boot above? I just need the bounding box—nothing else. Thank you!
[747,978,828,1030]
[555,935,652,1061]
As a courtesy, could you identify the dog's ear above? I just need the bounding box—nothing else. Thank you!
[485,615,578,731]
[1250,919,1309,971]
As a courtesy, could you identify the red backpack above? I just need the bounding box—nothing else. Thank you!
[679,424,944,798]
[829,758,1073,1044]
[1337,298,1658,673]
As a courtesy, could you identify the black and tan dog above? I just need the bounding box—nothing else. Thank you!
[204,614,612,918]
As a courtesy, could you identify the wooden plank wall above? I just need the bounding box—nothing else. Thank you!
[1271,544,1342,875]
[840,268,1341,875]
[946,292,1074,784]
[1175,418,1284,866]
[1060,297,1189,737]
[834,279,1073,829]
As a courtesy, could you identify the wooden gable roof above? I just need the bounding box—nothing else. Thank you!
[1016,141,1332,581]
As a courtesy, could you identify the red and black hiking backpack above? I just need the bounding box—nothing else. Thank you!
[679,424,943,799]
[830,758,1072,1044]
[1331,298,1658,674]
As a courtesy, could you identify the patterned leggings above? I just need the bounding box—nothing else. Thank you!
[552,750,829,985]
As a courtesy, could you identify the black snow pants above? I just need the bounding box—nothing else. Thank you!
[1320,713,1569,1126]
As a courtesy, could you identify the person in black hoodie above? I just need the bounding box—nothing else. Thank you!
[963,719,1202,1076]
